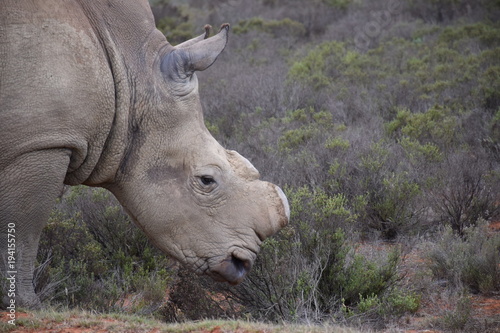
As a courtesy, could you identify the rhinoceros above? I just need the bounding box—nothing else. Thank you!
[0,0,289,308]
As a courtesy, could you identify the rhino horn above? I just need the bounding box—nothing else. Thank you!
[161,24,229,82]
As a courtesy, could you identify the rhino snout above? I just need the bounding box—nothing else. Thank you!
[211,254,252,285]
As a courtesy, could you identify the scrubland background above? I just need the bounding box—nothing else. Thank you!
[25,0,500,331]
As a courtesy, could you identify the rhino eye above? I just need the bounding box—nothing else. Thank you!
[200,176,216,186]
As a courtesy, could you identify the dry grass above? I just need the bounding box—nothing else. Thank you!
[0,309,362,333]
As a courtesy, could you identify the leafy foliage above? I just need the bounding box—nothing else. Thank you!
[225,186,419,323]
[36,187,174,313]
[426,220,500,294]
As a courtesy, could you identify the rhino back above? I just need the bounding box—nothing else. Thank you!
[0,0,116,183]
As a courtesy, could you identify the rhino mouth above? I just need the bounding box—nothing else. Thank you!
[209,253,253,285]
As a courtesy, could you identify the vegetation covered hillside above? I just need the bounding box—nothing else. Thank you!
[19,0,500,332]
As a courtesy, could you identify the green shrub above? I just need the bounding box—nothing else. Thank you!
[322,0,352,9]
[338,247,401,308]
[438,22,500,47]
[479,64,500,110]
[36,187,174,313]
[325,137,350,151]
[441,295,473,331]
[226,186,418,323]
[356,142,424,239]
[490,108,500,142]
[384,288,421,317]
[385,105,458,148]
[277,107,335,153]
[288,21,500,116]
[366,172,421,239]
[279,126,318,151]
[289,186,359,231]
[288,41,347,89]
[342,288,420,320]
[398,137,443,163]
[426,220,500,294]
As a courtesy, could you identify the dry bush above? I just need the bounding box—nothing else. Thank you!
[35,187,175,313]
[426,152,500,234]
[426,219,500,294]
[161,268,239,322]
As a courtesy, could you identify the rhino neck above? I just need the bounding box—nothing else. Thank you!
[76,0,173,186]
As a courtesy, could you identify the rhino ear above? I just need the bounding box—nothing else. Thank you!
[174,24,211,49]
[161,24,229,83]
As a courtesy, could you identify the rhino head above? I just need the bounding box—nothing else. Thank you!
[106,25,289,285]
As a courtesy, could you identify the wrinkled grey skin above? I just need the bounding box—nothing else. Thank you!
[0,0,289,308]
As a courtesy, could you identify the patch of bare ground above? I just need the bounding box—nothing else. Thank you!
[489,220,500,232]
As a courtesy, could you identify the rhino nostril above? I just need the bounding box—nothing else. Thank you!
[231,254,252,276]
[210,254,253,285]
